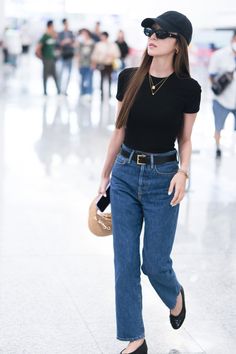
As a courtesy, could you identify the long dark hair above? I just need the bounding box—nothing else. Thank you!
[116,35,189,129]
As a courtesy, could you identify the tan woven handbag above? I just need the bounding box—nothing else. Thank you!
[88,197,112,237]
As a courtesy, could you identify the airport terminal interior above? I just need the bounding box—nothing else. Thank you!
[0,1,236,354]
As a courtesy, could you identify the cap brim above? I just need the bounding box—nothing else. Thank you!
[141,18,156,28]
[141,17,169,32]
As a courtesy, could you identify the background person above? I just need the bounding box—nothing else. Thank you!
[91,21,102,43]
[208,30,236,158]
[1,27,9,64]
[58,18,75,95]
[91,31,120,100]
[115,30,129,70]
[77,28,95,97]
[20,20,32,54]
[2,27,21,68]
[35,20,60,96]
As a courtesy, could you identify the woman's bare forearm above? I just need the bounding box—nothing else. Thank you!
[101,127,125,178]
[178,139,192,172]
[177,112,197,172]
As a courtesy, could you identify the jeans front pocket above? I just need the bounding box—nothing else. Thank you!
[154,161,179,175]
[115,153,129,165]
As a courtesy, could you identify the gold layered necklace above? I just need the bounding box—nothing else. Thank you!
[148,74,170,96]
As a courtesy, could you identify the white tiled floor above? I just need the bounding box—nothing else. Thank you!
[0,56,236,353]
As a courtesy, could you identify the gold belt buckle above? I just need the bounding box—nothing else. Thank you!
[137,154,146,165]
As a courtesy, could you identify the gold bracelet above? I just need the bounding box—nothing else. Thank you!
[177,168,189,179]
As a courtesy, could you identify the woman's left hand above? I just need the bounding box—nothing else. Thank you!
[168,172,188,206]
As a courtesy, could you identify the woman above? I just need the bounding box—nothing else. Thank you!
[91,31,120,100]
[98,11,201,354]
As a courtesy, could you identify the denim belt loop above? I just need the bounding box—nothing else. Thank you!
[150,154,154,169]
[176,150,180,163]
[128,150,135,164]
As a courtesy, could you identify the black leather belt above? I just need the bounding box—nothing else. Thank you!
[120,148,177,165]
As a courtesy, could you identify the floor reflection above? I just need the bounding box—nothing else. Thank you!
[33,95,116,176]
[0,56,236,354]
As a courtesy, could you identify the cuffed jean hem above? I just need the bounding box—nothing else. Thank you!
[117,334,145,341]
[168,299,179,311]
[165,284,182,310]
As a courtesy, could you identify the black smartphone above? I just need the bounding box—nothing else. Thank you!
[96,185,111,212]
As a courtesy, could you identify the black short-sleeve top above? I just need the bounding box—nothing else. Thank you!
[116,67,201,153]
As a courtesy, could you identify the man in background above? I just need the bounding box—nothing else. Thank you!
[58,19,75,95]
[209,31,236,158]
[35,20,60,96]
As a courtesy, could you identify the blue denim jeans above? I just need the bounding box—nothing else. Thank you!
[58,58,73,94]
[79,67,93,95]
[110,144,181,341]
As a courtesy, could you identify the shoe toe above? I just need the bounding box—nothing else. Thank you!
[169,286,186,330]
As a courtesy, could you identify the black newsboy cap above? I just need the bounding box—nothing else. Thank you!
[141,10,193,45]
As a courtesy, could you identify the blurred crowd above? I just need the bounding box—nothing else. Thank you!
[1,18,236,159]
[1,20,31,67]
[0,18,130,99]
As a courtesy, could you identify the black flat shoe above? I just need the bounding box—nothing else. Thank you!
[120,339,148,354]
[216,148,222,158]
[169,286,186,330]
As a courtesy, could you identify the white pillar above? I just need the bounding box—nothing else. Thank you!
[0,0,5,35]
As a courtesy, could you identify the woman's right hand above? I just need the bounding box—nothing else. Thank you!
[98,177,110,197]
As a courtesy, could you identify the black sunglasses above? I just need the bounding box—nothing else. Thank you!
[144,27,179,40]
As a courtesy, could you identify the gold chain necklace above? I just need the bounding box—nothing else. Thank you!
[148,74,170,96]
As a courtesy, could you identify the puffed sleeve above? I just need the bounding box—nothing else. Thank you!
[183,79,202,113]
[116,69,127,101]
[116,68,136,101]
